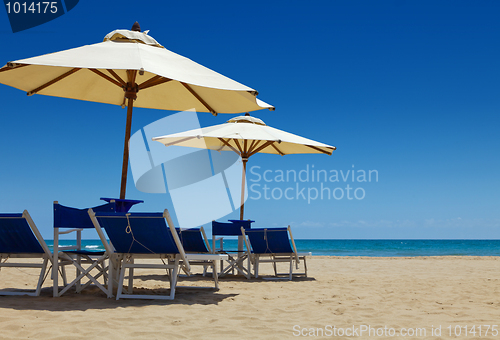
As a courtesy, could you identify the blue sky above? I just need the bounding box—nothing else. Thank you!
[0,0,499,239]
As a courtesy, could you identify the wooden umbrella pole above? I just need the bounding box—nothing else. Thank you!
[119,71,138,199]
[238,156,249,256]
[120,97,134,199]
[239,157,248,220]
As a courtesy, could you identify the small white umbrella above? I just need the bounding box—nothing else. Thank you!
[0,23,274,198]
[153,114,336,220]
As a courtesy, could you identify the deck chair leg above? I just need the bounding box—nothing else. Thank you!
[53,252,59,297]
[76,255,82,293]
[112,258,122,295]
[59,257,108,296]
[289,255,293,280]
[212,260,219,289]
[61,265,67,286]
[35,258,49,296]
[273,257,278,276]
[128,259,134,294]
[107,260,113,298]
[79,269,105,292]
[303,257,308,277]
[101,260,108,285]
[255,257,259,278]
[116,263,127,300]
[170,258,179,299]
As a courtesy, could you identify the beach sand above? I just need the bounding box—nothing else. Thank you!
[0,256,499,339]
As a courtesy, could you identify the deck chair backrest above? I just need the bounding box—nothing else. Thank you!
[54,202,115,229]
[212,220,252,236]
[0,213,45,254]
[0,211,53,296]
[245,228,294,254]
[177,228,210,253]
[94,212,180,254]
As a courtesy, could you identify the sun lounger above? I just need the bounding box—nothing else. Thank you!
[176,227,216,282]
[52,201,116,297]
[241,226,310,280]
[0,211,53,296]
[89,209,227,300]
[212,220,253,279]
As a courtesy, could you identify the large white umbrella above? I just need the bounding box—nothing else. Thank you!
[153,114,336,220]
[0,23,274,199]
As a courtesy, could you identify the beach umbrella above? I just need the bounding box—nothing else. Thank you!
[0,22,274,199]
[153,114,336,220]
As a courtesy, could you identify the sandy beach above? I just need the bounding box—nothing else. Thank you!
[0,256,499,339]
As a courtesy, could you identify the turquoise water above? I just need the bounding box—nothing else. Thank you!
[46,239,500,257]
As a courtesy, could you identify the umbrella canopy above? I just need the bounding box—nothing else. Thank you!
[153,114,336,219]
[0,23,274,199]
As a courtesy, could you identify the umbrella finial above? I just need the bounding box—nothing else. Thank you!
[131,22,141,32]
[245,112,250,116]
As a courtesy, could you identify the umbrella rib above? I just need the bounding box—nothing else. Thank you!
[0,63,29,73]
[181,82,218,116]
[139,76,173,91]
[89,69,123,88]
[305,145,336,155]
[247,140,259,154]
[247,140,276,158]
[138,75,162,90]
[107,69,126,86]
[215,139,228,152]
[218,138,240,155]
[270,143,285,156]
[161,136,198,147]
[233,139,245,155]
[27,68,81,96]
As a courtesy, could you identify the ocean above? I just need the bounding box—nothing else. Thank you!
[46,239,500,257]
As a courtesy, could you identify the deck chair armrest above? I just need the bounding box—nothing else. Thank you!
[164,209,191,274]
[184,253,228,261]
[23,210,53,264]
[88,208,115,255]
[200,226,212,253]
[212,237,224,253]
[58,228,83,235]
[240,227,253,263]
[287,225,300,268]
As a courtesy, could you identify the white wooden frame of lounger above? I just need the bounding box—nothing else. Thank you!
[89,208,228,300]
[178,226,216,280]
[241,225,311,280]
[0,210,54,296]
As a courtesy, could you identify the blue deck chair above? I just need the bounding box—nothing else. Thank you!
[89,209,227,300]
[241,226,310,280]
[177,227,218,283]
[212,220,253,279]
[0,211,53,296]
[53,201,116,297]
